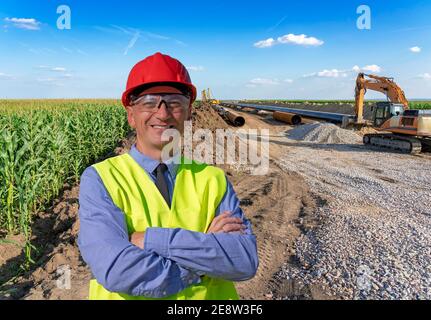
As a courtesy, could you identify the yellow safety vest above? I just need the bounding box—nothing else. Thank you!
[88,153,239,300]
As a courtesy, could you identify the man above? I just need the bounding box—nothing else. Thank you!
[78,52,258,300]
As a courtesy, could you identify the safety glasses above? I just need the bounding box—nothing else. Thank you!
[131,94,190,113]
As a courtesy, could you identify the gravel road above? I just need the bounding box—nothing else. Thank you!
[272,127,431,299]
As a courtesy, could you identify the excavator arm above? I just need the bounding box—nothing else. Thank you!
[354,73,409,123]
[201,89,208,102]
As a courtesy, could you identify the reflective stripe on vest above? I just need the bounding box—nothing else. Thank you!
[88,153,239,300]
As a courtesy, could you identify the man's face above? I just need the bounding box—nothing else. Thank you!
[126,94,192,150]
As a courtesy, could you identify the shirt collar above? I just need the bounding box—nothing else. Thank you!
[129,144,180,177]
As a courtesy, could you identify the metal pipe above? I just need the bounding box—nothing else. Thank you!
[213,105,245,127]
[225,110,245,127]
[273,111,302,125]
[220,102,355,124]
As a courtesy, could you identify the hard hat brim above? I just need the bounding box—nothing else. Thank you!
[122,82,197,107]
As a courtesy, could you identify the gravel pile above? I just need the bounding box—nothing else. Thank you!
[275,138,431,300]
[288,123,362,144]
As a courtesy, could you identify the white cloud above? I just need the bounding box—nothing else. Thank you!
[187,66,205,72]
[37,78,56,82]
[254,33,323,48]
[4,17,41,30]
[62,47,73,54]
[418,73,431,80]
[77,49,88,56]
[305,64,382,79]
[36,78,66,87]
[0,72,13,79]
[37,66,67,72]
[254,38,276,48]
[249,78,280,85]
[145,31,170,40]
[102,24,187,50]
[175,40,187,47]
[52,67,67,72]
[35,66,73,82]
[410,46,421,53]
[363,65,381,73]
[319,69,347,78]
[124,31,140,55]
[352,64,382,73]
[304,69,348,78]
[277,33,324,46]
[246,77,293,88]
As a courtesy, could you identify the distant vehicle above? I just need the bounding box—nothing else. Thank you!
[201,88,220,105]
[354,73,431,154]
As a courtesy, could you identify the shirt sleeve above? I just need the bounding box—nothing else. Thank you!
[144,176,259,281]
[77,166,202,298]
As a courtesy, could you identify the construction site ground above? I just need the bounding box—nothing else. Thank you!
[1,104,430,300]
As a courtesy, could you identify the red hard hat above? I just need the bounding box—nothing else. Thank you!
[122,52,197,107]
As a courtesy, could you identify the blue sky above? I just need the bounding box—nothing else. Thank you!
[0,0,430,99]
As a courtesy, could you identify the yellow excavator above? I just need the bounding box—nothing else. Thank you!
[354,73,431,154]
[201,88,220,105]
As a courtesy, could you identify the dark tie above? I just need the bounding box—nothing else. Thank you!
[154,163,171,207]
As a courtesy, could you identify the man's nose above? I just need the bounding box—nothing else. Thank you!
[154,101,171,119]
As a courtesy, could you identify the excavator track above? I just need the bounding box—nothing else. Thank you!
[363,133,422,154]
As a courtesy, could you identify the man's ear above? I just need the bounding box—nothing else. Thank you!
[126,106,136,128]
[186,103,193,121]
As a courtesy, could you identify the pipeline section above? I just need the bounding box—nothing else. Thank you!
[213,105,245,127]
[273,111,302,125]
[220,102,355,125]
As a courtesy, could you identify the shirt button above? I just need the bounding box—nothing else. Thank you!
[163,291,167,295]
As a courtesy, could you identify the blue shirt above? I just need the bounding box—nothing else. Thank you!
[78,144,258,298]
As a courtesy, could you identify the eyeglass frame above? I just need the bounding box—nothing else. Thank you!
[129,93,191,113]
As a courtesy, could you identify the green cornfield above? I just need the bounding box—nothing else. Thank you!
[0,99,129,266]
[408,101,431,110]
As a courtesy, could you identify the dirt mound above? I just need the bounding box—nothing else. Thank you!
[287,123,362,144]
[357,126,379,136]
[232,161,321,299]
[192,102,229,131]
[0,235,25,270]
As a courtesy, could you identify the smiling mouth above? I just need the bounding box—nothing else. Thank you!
[150,125,175,129]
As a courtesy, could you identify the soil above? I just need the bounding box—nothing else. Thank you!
[227,109,335,299]
[0,103,325,300]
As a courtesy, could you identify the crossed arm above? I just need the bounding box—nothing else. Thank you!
[78,167,258,298]
[131,211,246,248]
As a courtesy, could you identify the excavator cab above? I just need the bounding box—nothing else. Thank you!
[356,73,430,154]
[372,102,404,126]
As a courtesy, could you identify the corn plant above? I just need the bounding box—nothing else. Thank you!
[0,99,130,266]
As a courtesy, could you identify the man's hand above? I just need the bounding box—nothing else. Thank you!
[130,212,245,248]
[130,231,145,249]
[207,211,246,234]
